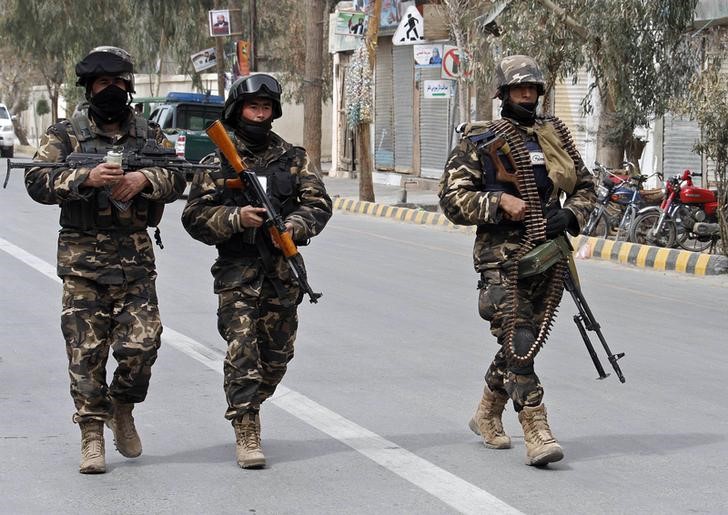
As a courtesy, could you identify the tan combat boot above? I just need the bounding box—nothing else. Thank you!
[79,420,106,474]
[468,385,511,449]
[518,404,564,466]
[233,412,265,469]
[107,400,142,458]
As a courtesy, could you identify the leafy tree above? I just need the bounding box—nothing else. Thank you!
[671,27,728,256]
[0,46,38,144]
[497,0,697,168]
[0,1,128,121]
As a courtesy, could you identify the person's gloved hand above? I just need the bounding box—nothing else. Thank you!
[545,208,577,238]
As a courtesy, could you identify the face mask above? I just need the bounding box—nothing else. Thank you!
[89,84,129,123]
[235,118,273,151]
[501,98,538,126]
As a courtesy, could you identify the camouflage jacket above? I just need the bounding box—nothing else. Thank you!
[439,116,595,272]
[181,131,332,299]
[25,112,186,284]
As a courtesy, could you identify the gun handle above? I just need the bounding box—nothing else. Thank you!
[206,121,244,173]
[224,178,243,189]
[269,227,298,258]
[486,139,519,187]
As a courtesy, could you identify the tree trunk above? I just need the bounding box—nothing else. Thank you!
[11,118,30,146]
[303,0,324,172]
[625,136,647,173]
[49,90,59,124]
[356,0,382,202]
[358,123,374,201]
[595,92,623,168]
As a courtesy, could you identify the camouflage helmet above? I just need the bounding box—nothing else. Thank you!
[493,55,545,99]
[75,46,135,93]
[223,74,283,124]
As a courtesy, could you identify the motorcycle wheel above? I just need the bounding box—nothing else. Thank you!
[582,210,609,238]
[592,212,610,239]
[630,212,676,247]
[616,207,636,242]
[676,230,714,253]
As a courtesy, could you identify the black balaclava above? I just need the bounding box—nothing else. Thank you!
[500,88,538,126]
[234,101,273,153]
[89,84,130,125]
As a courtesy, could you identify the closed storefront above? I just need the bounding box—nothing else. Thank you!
[393,45,414,172]
[661,113,702,178]
[419,67,454,179]
[375,39,395,169]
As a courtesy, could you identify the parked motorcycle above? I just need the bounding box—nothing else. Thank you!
[630,169,720,252]
[582,162,660,241]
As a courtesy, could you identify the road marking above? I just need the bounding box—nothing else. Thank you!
[0,235,523,515]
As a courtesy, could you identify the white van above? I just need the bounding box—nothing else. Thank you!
[0,103,15,158]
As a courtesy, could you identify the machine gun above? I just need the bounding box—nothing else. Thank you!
[518,235,625,382]
[1,140,219,188]
[559,238,626,383]
[205,120,322,304]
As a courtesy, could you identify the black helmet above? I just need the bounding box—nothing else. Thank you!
[75,46,135,93]
[493,55,545,99]
[223,74,282,124]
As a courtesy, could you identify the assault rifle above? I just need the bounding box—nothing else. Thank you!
[1,140,219,188]
[205,120,322,304]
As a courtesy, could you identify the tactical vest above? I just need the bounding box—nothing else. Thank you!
[214,147,301,259]
[468,127,552,203]
[53,112,164,232]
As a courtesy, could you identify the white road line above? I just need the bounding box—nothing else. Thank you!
[0,236,523,515]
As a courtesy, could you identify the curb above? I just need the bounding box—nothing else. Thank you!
[332,197,727,276]
[570,235,728,276]
[332,196,470,231]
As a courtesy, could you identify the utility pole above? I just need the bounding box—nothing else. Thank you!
[303,0,324,172]
[357,0,382,202]
[249,0,257,72]
[214,0,226,96]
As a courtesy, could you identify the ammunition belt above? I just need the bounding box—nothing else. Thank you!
[488,119,573,366]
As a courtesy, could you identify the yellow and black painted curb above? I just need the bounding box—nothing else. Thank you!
[332,197,727,276]
[332,197,470,230]
[569,235,727,276]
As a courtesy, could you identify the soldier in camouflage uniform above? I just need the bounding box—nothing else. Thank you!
[181,74,331,469]
[25,47,186,474]
[439,55,595,466]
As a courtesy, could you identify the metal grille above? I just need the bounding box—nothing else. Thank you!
[393,45,414,171]
[375,39,395,169]
[419,67,451,178]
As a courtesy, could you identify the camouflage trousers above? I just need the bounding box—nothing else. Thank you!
[478,265,562,410]
[61,275,162,424]
[217,283,298,421]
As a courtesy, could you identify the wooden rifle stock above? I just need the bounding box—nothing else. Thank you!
[207,120,245,173]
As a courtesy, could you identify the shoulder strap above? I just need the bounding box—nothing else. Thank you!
[70,113,93,143]
[49,119,74,156]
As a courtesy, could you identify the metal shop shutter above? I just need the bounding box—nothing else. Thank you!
[393,45,414,171]
[553,69,593,159]
[419,67,451,179]
[662,113,702,178]
[375,39,395,169]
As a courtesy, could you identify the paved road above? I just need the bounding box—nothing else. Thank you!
[1,172,727,514]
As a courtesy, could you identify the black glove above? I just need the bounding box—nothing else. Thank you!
[545,208,577,238]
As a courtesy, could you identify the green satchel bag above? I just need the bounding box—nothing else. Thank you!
[518,235,573,278]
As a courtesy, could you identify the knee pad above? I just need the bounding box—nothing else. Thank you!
[512,326,536,358]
